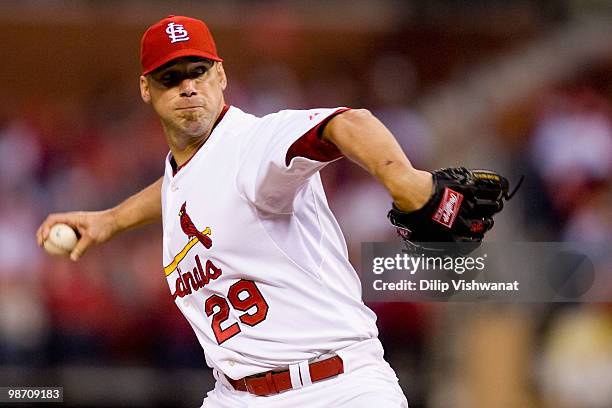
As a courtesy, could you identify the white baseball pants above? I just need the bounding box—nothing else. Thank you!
[201,338,409,408]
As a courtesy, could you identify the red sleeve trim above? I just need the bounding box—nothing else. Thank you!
[285,108,351,166]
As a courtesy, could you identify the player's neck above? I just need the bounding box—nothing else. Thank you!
[164,104,230,167]
[167,133,209,167]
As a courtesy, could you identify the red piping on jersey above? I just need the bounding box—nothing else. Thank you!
[285,108,351,166]
[171,104,230,176]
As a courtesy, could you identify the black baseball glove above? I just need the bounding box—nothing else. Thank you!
[387,168,522,255]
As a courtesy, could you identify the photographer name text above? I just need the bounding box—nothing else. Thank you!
[372,279,519,292]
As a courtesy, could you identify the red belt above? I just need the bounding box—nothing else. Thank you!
[228,356,344,396]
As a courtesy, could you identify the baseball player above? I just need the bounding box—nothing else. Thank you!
[37,15,511,407]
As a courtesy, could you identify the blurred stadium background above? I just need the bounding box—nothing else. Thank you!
[1,1,611,407]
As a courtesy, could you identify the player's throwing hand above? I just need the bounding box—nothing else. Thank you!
[36,210,118,261]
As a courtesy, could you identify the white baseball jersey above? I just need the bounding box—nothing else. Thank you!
[161,105,378,380]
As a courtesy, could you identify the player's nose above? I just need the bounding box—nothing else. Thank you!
[179,78,197,97]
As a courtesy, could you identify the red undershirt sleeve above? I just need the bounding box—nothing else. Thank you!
[285,107,351,165]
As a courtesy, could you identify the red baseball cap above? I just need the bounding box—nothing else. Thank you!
[140,15,223,75]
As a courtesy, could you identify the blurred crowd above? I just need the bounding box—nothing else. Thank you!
[0,3,611,407]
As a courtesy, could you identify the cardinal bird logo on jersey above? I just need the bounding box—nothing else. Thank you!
[179,202,212,249]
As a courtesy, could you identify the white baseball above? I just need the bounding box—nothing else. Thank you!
[44,223,78,256]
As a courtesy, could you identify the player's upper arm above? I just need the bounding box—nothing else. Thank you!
[320,108,372,146]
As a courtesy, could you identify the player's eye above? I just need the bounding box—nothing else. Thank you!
[158,71,183,88]
[189,66,208,79]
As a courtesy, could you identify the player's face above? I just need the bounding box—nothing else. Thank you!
[140,57,227,138]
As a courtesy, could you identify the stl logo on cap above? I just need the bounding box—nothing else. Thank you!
[140,15,223,75]
[166,22,190,43]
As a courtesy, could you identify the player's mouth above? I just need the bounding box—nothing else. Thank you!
[176,106,204,110]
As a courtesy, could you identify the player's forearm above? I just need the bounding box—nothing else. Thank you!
[109,177,163,233]
[322,109,433,212]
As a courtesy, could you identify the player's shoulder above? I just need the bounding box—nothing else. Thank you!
[254,107,346,128]
[231,106,347,144]
[262,107,344,118]
[224,105,258,126]
[231,106,346,122]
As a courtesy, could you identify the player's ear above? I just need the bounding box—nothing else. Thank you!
[140,75,151,104]
[216,62,227,90]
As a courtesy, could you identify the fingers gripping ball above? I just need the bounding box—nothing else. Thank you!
[43,223,78,256]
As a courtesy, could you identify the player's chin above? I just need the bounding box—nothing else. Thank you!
[177,117,209,136]
[176,108,205,120]
[173,108,197,120]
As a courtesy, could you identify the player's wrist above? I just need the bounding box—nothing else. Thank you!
[105,207,123,237]
[390,169,434,213]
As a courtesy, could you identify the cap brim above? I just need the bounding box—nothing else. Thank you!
[142,49,223,75]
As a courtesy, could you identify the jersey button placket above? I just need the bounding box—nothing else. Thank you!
[165,177,181,238]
